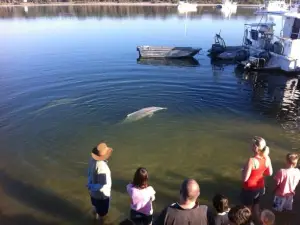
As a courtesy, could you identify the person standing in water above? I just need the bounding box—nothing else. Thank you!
[87,142,113,223]
[241,136,273,224]
[127,167,156,225]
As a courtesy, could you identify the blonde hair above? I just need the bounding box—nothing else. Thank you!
[253,136,269,156]
[261,209,275,225]
[286,153,299,167]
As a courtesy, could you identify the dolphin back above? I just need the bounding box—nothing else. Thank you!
[124,106,167,123]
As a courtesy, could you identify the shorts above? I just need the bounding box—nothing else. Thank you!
[91,197,110,217]
[240,188,265,206]
[273,195,294,212]
[130,209,153,225]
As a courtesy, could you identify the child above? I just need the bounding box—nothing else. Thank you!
[212,194,230,225]
[86,142,113,221]
[260,209,275,225]
[127,167,155,225]
[273,153,300,212]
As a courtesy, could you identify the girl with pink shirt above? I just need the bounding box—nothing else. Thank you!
[273,153,300,212]
[127,167,156,225]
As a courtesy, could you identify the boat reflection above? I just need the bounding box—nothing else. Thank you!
[137,57,200,67]
[237,71,300,126]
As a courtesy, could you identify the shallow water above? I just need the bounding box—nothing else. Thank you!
[0,5,300,225]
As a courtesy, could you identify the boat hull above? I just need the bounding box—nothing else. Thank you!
[137,46,201,59]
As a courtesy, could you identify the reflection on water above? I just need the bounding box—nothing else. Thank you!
[137,57,200,67]
[232,68,300,127]
[0,5,257,19]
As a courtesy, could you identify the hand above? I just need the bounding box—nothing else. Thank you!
[86,183,102,191]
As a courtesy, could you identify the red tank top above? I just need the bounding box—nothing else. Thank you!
[243,156,267,190]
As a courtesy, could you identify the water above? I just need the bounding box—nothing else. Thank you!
[1,5,300,225]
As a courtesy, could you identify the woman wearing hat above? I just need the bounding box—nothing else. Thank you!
[241,136,273,224]
[87,142,113,222]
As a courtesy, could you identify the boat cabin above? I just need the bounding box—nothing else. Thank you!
[242,13,300,72]
[243,22,276,50]
[280,13,300,59]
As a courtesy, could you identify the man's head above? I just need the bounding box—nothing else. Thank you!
[91,142,113,161]
[228,205,252,225]
[180,179,200,203]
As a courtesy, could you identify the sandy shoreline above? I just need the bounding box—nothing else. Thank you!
[0,2,259,7]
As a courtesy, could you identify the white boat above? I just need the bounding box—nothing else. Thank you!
[256,0,288,14]
[216,0,238,13]
[177,1,198,13]
[240,12,300,73]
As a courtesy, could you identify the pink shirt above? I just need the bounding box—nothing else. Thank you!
[274,168,300,197]
[126,184,156,215]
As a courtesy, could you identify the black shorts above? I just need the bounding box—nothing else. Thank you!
[91,197,110,217]
[130,209,153,225]
[240,188,265,206]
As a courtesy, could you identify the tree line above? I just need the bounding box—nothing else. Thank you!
[0,0,264,5]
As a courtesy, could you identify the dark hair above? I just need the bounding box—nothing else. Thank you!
[228,205,252,225]
[213,194,229,213]
[92,147,99,156]
[132,167,149,189]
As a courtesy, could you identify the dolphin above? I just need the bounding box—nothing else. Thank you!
[123,106,167,123]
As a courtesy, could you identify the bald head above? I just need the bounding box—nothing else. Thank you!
[180,179,200,202]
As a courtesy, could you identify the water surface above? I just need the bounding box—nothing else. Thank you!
[0,5,300,225]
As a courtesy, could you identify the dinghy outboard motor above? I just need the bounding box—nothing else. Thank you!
[243,51,271,70]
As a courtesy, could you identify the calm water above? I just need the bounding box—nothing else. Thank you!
[1,5,300,225]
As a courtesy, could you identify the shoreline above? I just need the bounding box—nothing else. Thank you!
[0,2,259,7]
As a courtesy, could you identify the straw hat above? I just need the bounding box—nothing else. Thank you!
[91,142,113,161]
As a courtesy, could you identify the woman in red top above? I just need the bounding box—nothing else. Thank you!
[241,136,273,224]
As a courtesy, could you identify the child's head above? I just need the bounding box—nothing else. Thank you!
[286,153,299,168]
[260,209,275,225]
[132,167,149,189]
[212,194,229,213]
[228,205,251,225]
[119,219,135,225]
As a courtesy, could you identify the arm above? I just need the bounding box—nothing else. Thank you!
[150,186,156,201]
[273,170,282,194]
[153,207,168,225]
[264,156,273,176]
[243,158,253,182]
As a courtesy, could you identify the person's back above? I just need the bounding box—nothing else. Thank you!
[154,179,214,225]
[157,202,210,225]
[127,167,155,225]
[275,167,300,196]
[273,153,300,212]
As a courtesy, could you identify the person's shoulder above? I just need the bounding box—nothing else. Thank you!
[147,185,156,193]
[126,183,133,190]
